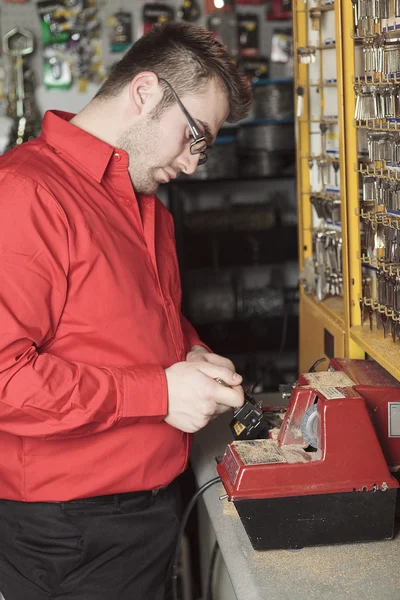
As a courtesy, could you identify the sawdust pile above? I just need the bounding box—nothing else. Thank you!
[232,439,314,465]
[222,499,240,520]
[303,371,355,387]
[249,538,400,595]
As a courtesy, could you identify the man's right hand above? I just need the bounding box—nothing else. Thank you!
[164,361,244,433]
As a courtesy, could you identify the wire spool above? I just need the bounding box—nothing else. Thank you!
[239,286,284,319]
[187,280,236,324]
[238,149,290,177]
[237,123,295,153]
[185,203,276,232]
[194,135,237,180]
[252,81,294,120]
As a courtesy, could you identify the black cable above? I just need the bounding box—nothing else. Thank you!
[206,539,220,600]
[278,307,289,356]
[279,287,297,357]
[171,476,221,600]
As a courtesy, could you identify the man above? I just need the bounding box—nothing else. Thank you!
[0,21,252,600]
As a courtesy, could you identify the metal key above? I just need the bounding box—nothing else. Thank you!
[3,28,34,119]
[320,121,328,156]
[332,160,339,187]
[310,8,322,31]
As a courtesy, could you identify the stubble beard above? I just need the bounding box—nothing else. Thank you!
[116,118,162,194]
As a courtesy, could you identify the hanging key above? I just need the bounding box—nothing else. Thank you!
[352,0,358,28]
[3,28,34,120]
[296,86,305,118]
[320,121,328,156]
[360,296,365,326]
[308,157,314,186]
[332,160,339,187]
[310,8,322,31]
[381,309,389,338]
[368,302,374,330]
[395,272,400,340]
[331,197,341,222]
[377,0,390,19]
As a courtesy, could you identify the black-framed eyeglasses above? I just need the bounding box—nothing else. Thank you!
[159,78,208,166]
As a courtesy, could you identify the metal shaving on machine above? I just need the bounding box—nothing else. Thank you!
[218,358,400,551]
[252,80,294,121]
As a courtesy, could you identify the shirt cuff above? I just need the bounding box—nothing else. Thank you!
[121,364,167,422]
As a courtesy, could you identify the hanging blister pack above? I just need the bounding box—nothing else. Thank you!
[238,57,269,82]
[207,12,238,58]
[36,0,104,91]
[238,14,259,58]
[142,3,174,36]
[177,0,201,22]
[108,11,133,53]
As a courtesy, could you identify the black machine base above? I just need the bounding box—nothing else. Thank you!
[395,472,400,519]
[234,489,398,551]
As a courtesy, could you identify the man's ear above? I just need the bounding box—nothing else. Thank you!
[128,71,160,116]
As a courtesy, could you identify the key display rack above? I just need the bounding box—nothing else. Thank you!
[295,0,400,379]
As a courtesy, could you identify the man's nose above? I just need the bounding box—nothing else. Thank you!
[178,149,201,176]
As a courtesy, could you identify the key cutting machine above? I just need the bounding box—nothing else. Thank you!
[217,359,400,550]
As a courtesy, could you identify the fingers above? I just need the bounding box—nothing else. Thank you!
[164,360,244,433]
[186,346,209,362]
[195,361,242,387]
[200,352,236,373]
[212,402,235,416]
[186,348,237,376]
[210,381,244,408]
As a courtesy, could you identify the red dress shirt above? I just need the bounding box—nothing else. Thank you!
[0,110,205,501]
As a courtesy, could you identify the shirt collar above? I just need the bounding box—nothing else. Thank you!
[40,110,129,183]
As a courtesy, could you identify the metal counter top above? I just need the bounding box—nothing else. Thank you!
[191,413,400,600]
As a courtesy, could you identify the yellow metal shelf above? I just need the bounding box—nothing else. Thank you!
[294,0,400,378]
[308,119,339,124]
[303,293,345,328]
[297,4,335,14]
[308,82,337,87]
[355,121,400,131]
[350,327,400,380]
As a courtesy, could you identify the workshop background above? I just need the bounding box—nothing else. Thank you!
[1,0,400,599]
[0,0,299,400]
[0,2,297,600]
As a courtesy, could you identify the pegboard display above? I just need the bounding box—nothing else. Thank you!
[294,0,347,310]
[0,0,290,122]
[293,0,357,373]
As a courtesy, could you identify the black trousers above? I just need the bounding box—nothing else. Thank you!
[0,484,180,600]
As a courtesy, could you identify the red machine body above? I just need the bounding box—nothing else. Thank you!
[329,358,400,471]
[217,359,400,550]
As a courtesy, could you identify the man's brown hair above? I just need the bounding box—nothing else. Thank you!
[95,21,252,123]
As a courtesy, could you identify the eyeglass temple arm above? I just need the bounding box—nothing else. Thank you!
[159,77,204,140]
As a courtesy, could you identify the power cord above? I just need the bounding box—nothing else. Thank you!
[171,476,221,600]
[206,540,220,600]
